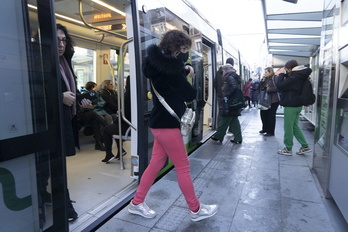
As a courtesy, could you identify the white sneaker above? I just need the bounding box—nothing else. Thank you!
[128,201,157,218]
[296,146,311,155]
[277,148,292,156]
[191,204,218,222]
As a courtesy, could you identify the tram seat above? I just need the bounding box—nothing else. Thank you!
[112,127,131,141]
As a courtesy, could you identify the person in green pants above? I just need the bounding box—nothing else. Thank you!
[276,59,312,155]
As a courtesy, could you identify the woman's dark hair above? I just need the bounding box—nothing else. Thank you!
[158,30,192,55]
[57,23,75,62]
[284,59,298,70]
[85,81,97,91]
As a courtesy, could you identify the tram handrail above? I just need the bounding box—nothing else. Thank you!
[78,0,127,40]
[117,38,134,170]
[118,38,135,130]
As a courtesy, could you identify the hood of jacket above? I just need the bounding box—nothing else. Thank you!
[291,65,312,80]
[223,69,241,84]
[143,44,185,79]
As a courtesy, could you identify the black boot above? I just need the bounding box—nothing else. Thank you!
[68,203,78,222]
[95,141,106,151]
[102,151,115,163]
[67,189,78,222]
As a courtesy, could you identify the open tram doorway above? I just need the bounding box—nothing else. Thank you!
[27,0,140,231]
[201,41,216,140]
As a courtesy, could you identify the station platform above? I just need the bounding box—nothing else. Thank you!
[96,108,348,232]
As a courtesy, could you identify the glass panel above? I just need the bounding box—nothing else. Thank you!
[138,2,191,113]
[336,99,348,155]
[0,1,34,140]
[316,6,336,151]
[339,0,348,48]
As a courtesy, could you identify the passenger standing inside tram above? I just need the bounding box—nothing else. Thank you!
[128,30,218,222]
[276,59,312,155]
[258,67,280,136]
[57,23,82,221]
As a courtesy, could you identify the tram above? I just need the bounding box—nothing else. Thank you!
[0,0,250,231]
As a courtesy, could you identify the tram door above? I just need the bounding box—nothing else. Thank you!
[0,1,68,232]
[200,41,216,139]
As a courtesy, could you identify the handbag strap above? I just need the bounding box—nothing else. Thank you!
[150,81,181,122]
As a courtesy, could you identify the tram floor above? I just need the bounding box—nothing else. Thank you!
[66,132,133,218]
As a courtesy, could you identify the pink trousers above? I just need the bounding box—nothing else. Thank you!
[132,128,200,212]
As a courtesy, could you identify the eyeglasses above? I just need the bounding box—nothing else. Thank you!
[58,38,66,45]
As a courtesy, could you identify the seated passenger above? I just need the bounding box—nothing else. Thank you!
[83,81,112,125]
[77,89,108,151]
[102,76,131,162]
[98,80,118,120]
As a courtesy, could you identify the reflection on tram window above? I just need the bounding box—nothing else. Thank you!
[338,135,348,152]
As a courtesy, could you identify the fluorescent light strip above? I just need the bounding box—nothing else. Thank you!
[28,4,84,25]
[55,13,84,25]
[92,0,126,16]
[28,4,37,10]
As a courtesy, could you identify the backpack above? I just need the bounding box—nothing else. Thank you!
[300,78,316,106]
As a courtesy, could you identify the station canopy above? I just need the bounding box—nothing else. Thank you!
[262,0,324,65]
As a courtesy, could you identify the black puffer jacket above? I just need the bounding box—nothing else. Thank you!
[222,70,241,99]
[221,70,242,116]
[276,65,312,107]
[143,44,196,129]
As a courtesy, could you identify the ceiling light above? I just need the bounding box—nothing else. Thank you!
[92,0,126,16]
[56,13,84,25]
[28,4,84,25]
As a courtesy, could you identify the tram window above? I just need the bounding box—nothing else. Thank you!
[72,46,96,89]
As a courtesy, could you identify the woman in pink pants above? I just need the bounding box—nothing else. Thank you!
[128,30,218,222]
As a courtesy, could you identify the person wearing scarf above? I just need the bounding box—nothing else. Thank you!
[57,23,80,222]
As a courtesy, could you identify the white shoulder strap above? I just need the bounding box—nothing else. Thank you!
[150,81,181,122]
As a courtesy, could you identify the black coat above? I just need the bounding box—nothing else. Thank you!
[220,71,242,116]
[142,44,196,129]
[99,89,118,115]
[61,78,79,155]
[276,66,312,107]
